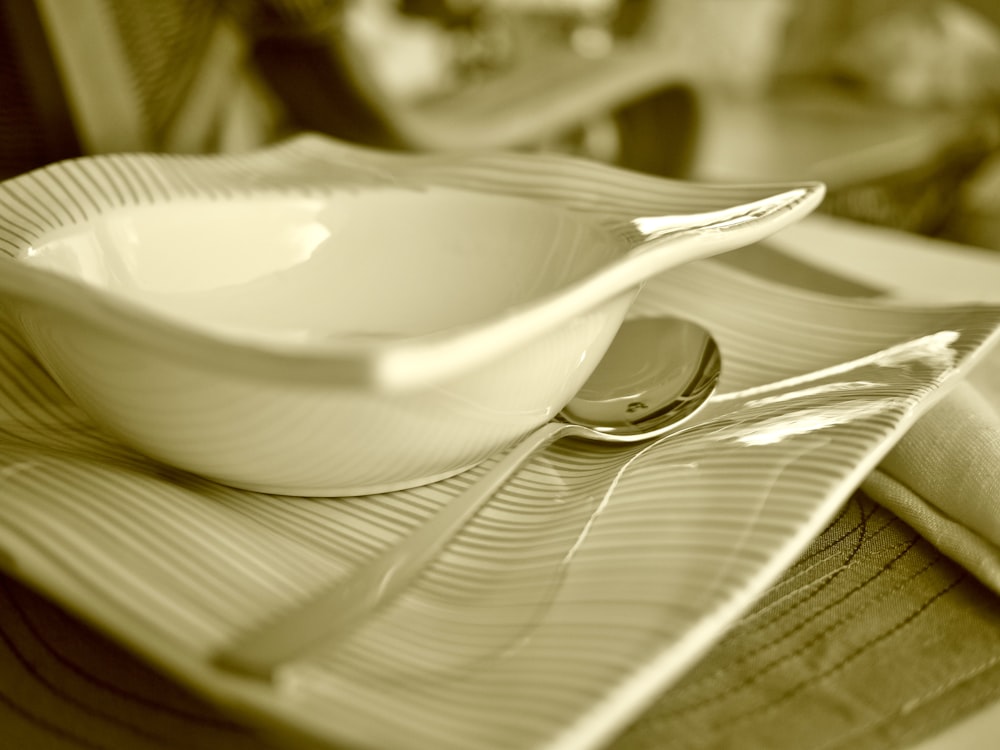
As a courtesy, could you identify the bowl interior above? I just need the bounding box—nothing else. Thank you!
[20,186,625,345]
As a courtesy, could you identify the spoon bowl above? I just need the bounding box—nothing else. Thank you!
[560,316,721,439]
[215,315,723,679]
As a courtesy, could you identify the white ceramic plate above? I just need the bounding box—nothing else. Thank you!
[0,254,998,750]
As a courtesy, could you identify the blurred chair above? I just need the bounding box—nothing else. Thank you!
[250,2,699,175]
[1,0,700,180]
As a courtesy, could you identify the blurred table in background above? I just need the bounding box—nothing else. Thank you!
[690,81,1000,247]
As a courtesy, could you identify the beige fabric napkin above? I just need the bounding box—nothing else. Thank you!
[863,348,1000,595]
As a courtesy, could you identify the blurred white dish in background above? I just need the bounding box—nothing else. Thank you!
[0,135,822,495]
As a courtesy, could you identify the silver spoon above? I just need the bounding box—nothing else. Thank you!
[216,316,721,680]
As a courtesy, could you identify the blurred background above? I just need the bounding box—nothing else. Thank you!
[3,0,1000,248]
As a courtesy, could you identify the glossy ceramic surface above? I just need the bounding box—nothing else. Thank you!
[215,317,723,679]
[0,136,822,495]
[0,259,998,750]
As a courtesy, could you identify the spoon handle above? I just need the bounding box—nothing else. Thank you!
[214,420,573,681]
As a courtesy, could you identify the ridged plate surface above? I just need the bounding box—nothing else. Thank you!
[0,254,998,750]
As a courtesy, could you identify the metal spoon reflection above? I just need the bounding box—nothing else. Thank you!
[216,316,721,680]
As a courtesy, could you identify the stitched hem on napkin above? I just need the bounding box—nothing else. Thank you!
[862,377,1000,595]
[863,468,1000,595]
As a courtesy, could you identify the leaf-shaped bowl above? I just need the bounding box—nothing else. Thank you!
[0,135,823,495]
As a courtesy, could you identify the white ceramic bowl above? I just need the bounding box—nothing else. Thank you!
[0,136,823,495]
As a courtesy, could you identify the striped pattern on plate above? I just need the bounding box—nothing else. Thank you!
[0,254,998,750]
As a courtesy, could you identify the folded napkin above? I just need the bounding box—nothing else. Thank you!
[863,346,1000,594]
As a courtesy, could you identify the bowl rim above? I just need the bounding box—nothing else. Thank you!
[0,135,824,392]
